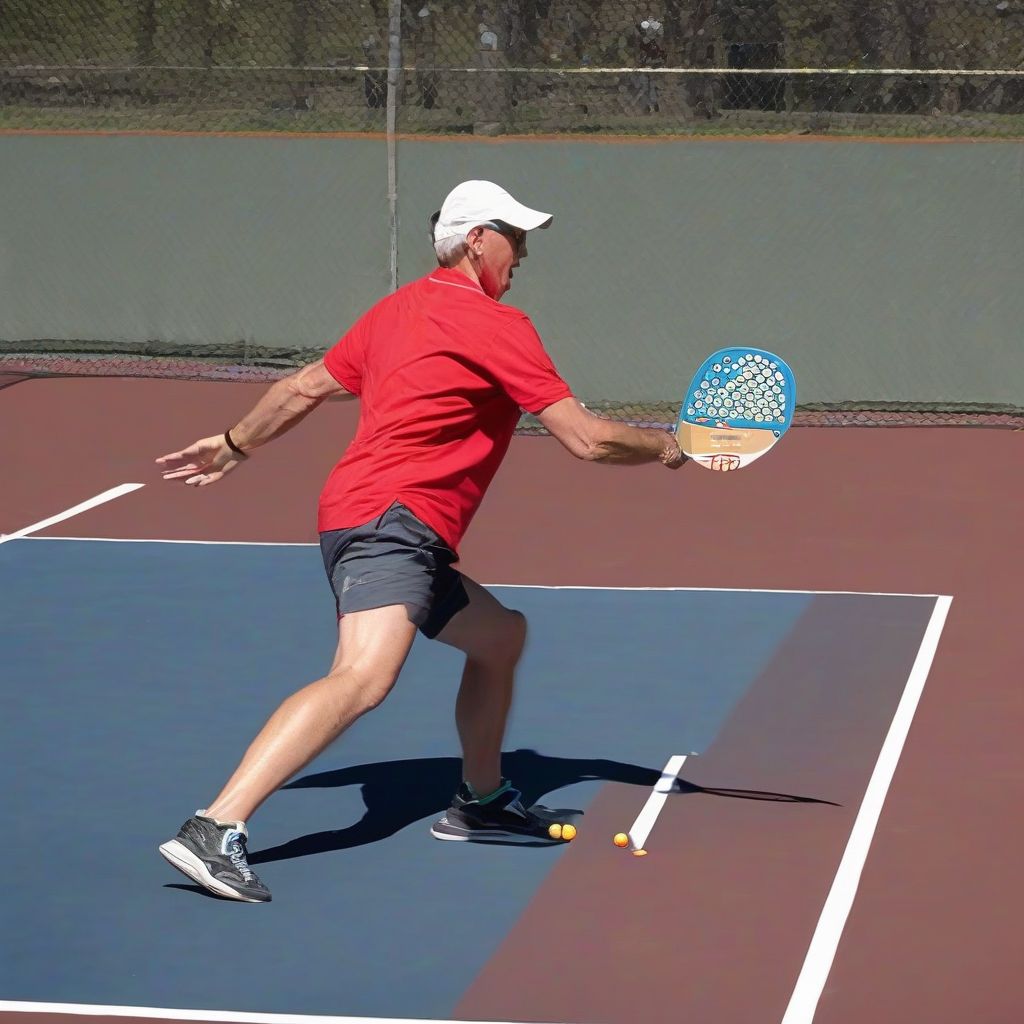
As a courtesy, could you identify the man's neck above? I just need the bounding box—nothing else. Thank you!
[449,258,482,290]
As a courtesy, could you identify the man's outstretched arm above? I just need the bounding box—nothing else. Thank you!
[535,397,683,468]
[156,358,353,487]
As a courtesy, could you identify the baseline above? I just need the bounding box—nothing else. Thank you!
[0,1003,516,1024]
[18,536,946,601]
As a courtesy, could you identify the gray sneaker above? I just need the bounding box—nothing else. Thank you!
[431,782,571,844]
[159,812,271,903]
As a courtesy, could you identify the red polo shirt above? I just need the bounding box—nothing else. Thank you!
[318,268,573,550]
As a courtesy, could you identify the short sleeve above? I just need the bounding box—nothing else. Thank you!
[487,316,573,414]
[323,314,370,395]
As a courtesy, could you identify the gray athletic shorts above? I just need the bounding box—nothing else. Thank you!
[319,501,469,639]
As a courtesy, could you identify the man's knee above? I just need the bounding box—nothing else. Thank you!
[326,661,397,715]
[492,608,527,665]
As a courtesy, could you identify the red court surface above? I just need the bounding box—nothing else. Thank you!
[2,375,1023,1024]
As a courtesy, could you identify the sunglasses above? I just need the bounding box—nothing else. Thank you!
[484,221,527,252]
[427,213,526,252]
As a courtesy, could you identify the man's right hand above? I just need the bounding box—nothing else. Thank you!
[659,435,685,469]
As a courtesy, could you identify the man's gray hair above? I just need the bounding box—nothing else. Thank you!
[434,233,469,267]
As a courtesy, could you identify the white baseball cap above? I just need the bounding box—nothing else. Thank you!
[431,180,553,242]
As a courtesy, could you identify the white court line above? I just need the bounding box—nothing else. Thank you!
[16,539,945,600]
[780,594,953,1024]
[4,541,952,1020]
[0,1002,520,1024]
[24,535,317,547]
[627,753,691,851]
[0,485,143,545]
[482,584,944,599]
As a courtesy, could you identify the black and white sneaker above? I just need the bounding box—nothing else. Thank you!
[159,812,271,903]
[431,782,568,844]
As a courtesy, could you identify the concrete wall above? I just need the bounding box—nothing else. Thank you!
[0,135,390,355]
[3,133,1022,406]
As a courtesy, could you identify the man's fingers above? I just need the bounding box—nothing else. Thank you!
[156,449,202,464]
[660,438,684,468]
[156,437,222,465]
[184,467,233,486]
[160,439,239,485]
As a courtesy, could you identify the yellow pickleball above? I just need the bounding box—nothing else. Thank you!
[548,823,563,840]
[561,823,577,841]
[613,832,629,848]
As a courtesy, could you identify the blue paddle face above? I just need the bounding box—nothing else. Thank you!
[677,347,796,434]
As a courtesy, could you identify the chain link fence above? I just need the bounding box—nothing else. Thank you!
[3,1,1024,137]
[3,2,1024,426]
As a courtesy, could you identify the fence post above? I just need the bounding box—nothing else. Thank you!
[386,0,403,291]
[474,31,505,135]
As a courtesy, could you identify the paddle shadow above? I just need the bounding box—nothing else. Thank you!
[675,780,841,806]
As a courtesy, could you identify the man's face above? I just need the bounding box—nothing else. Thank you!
[473,224,527,300]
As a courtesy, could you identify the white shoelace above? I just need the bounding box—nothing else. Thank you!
[224,831,255,882]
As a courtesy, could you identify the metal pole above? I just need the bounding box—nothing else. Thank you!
[386,0,402,292]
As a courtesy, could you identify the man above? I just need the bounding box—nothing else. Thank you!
[156,180,682,903]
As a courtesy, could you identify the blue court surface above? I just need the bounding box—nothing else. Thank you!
[2,538,895,1020]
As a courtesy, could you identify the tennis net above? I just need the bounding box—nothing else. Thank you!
[2,346,1019,430]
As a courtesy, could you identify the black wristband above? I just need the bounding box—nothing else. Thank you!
[224,429,248,458]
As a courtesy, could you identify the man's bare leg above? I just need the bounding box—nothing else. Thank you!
[431,578,568,843]
[205,604,418,823]
[436,578,527,796]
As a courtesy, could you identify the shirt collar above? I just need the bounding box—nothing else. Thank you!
[428,267,485,294]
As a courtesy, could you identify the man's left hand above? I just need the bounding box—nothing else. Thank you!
[156,435,245,487]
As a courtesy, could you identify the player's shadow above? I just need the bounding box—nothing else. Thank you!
[250,748,837,864]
